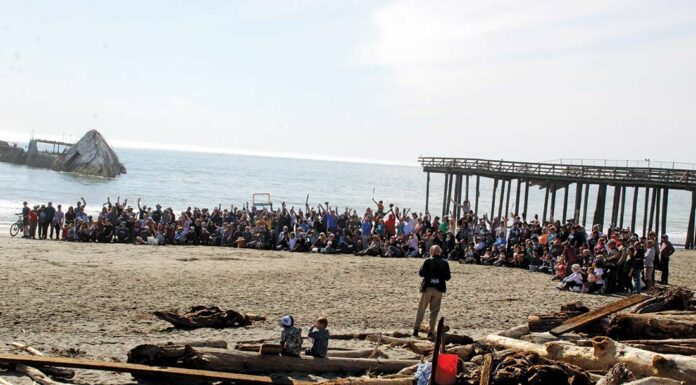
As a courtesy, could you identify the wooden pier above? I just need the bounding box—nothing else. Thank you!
[418,157,696,249]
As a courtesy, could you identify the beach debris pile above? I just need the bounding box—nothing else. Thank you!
[1,287,695,385]
[153,305,266,329]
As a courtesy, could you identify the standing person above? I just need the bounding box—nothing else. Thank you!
[44,202,56,239]
[413,245,451,341]
[644,240,655,290]
[38,204,48,239]
[659,235,675,285]
[29,205,39,239]
[21,201,30,238]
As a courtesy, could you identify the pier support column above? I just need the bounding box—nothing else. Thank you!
[610,185,620,226]
[550,186,557,222]
[497,178,506,219]
[454,175,463,218]
[515,179,521,216]
[582,184,590,227]
[643,187,650,237]
[593,184,607,230]
[465,175,470,202]
[523,181,530,217]
[425,172,431,214]
[491,178,498,219]
[504,179,511,219]
[661,188,669,236]
[543,187,549,223]
[648,187,657,234]
[619,186,626,228]
[442,172,449,217]
[574,183,583,223]
[631,187,638,234]
[686,191,696,249]
[562,185,569,223]
[474,175,480,215]
[655,188,662,236]
[446,173,454,216]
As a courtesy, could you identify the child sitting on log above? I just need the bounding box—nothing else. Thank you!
[279,315,302,357]
[305,317,330,358]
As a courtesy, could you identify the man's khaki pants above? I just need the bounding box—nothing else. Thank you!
[413,287,443,333]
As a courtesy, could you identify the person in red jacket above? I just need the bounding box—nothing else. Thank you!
[28,206,39,239]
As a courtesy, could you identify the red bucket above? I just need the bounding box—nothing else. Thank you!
[435,353,458,385]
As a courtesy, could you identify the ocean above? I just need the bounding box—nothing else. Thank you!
[0,148,692,244]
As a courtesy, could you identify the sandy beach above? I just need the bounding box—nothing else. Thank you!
[1,237,694,384]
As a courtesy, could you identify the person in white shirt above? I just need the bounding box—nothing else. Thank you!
[559,264,584,291]
[643,240,656,290]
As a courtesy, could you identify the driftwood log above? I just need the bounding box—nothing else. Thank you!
[15,364,71,385]
[632,287,694,314]
[322,378,415,385]
[128,344,419,375]
[623,377,685,385]
[366,335,433,355]
[235,344,387,358]
[484,335,696,383]
[0,378,16,385]
[482,352,592,385]
[622,339,696,356]
[153,306,263,329]
[607,313,696,340]
[9,343,75,380]
[528,302,590,333]
[596,363,635,385]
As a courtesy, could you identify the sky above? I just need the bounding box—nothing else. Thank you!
[1,0,695,165]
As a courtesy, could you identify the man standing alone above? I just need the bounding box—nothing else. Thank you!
[413,245,450,340]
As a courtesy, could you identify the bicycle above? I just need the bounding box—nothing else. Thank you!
[10,213,24,237]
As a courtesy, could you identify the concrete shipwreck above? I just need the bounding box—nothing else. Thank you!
[0,130,126,178]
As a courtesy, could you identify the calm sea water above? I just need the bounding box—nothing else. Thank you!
[0,148,691,244]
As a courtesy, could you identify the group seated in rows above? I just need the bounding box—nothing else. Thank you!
[19,196,675,295]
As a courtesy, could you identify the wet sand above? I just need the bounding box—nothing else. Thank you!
[1,237,694,384]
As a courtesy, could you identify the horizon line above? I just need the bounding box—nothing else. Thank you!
[0,130,419,168]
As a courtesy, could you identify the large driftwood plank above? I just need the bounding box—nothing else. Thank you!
[0,353,308,385]
[550,295,648,336]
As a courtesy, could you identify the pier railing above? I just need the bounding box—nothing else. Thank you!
[418,157,696,190]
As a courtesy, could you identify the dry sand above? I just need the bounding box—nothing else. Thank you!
[1,237,694,384]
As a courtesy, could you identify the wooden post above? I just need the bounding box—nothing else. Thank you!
[504,179,511,219]
[543,187,549,223]
[574,183,582,223]
[550,186,557,222]
[474,175,480,215]
[648,187,657,234]
[619,186,626,228]
[454,175,463,218]
[441,173,449,217]
[643,187,650,237]
[429,317,445,385]
[490,178,498,218]
[425,172,431,214]
[562,185,569,223]
[654,188,661,236]
[446,173,454,216]
[686,190,696,249]
[630,187,638,234]
[582,183,590,227]
[497,178,505,219]
[465,175,470,201]
[593,184,607,230]
[523,181,529,217]
[661,188,669,236]
[610,185,620,226]
[514,179,521,216]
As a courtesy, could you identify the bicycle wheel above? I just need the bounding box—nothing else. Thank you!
[10,223,20,237]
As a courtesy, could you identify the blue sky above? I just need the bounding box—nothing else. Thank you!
[1,0,695,164]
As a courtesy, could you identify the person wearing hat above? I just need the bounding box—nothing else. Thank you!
[279,315,302,357]
[559,264,584,292]
[659,235,675,285]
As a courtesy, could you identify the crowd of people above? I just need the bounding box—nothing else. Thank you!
[17,195,675,295]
